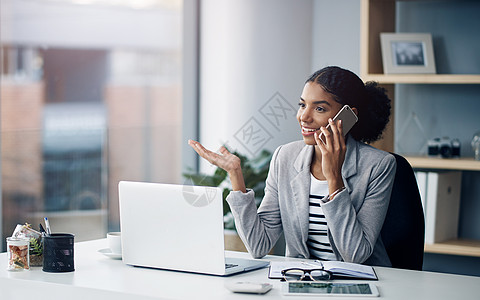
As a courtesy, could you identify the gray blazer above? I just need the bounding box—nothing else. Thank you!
[227,136,397,266]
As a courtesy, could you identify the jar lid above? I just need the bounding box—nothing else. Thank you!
[6,237,29,246]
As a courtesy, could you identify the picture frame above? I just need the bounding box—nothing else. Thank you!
[380,33,436,74]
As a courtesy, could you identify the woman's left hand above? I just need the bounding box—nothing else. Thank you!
[314,118,346,193]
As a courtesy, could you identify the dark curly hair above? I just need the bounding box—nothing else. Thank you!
[306,66,391,144]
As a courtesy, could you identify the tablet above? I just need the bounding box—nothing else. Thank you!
[282,282,379,297]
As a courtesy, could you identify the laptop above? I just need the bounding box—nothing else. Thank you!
[118,181,269,276]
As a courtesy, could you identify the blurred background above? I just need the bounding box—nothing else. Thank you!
[1,0,479,276]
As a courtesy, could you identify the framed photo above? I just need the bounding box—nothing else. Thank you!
[380,33,436,74]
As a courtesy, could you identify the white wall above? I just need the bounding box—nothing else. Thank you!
[311,0,361,74]
[199,0,313,168]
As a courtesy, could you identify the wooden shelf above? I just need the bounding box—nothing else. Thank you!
[360,0,480,85]
[425,239,480,257]
[405,156,480,171]
[362,74,480,84]
[361,0,480,258]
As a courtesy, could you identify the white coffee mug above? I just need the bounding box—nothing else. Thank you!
[107,232,122,254]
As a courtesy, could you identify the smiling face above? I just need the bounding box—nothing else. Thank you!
[296,82,343,145]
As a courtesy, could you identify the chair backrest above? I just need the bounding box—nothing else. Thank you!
[380,153,425,270]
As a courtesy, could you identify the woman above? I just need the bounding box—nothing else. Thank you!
[189,66,396,266]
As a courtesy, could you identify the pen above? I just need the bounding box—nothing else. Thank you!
[39,223,46,235]
[44,217,51,235]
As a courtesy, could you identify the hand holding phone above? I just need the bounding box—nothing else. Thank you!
[319,105,358,144]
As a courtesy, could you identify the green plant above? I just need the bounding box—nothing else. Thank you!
[183,148,272,230]
[29,237,43,256]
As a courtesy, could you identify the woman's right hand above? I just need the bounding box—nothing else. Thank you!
[188,140,247,192]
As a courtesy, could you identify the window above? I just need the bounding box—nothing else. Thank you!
[1,0,183,248]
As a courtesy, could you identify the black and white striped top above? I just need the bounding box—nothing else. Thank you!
[307,174,336,261]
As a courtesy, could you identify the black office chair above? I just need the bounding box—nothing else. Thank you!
[380,153,425,271]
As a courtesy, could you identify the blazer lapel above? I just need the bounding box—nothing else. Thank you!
[342,135,359,192]
[290,145,313,256]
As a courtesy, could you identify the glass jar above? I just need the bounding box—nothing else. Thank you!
[6,237,30,271]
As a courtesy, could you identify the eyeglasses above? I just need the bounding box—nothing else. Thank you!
[281,268,333,282]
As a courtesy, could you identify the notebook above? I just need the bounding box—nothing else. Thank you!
[118,181,269,276]
[268,261,378,280]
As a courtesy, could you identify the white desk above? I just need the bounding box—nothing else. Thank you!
[1,239,480,300]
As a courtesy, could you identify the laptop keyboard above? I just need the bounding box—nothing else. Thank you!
[225,263,239,269]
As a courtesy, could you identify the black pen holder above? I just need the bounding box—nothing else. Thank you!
[42,233,75,273]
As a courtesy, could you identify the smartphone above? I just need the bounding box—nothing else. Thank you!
[282,282,379,297]
[319,104,358,143]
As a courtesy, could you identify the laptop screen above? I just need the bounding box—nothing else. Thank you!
[119,181,227,274]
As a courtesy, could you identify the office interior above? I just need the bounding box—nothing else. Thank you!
[1,0,479,278]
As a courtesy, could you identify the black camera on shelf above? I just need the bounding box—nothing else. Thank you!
[427,137,460,158]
